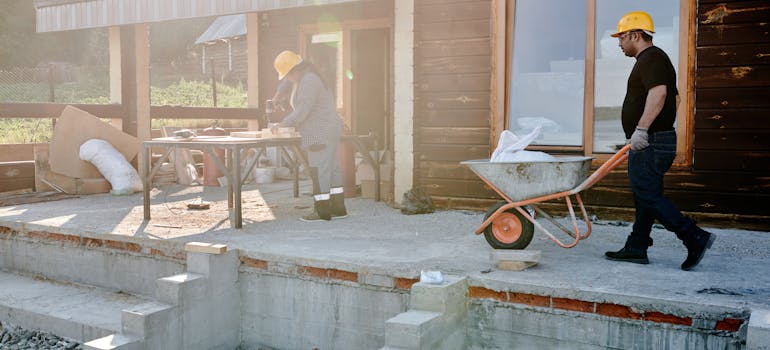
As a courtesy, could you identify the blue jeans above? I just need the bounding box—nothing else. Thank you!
[628,130,698,246]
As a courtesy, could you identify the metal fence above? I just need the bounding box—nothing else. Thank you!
[0,64,110,104]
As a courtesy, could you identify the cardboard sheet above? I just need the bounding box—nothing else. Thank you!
[49,105,142,179]
[34,143,111,195]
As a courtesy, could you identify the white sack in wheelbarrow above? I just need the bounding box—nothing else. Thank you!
[79,139,143,195]
[490,127,556,162]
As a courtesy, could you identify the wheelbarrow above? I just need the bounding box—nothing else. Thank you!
[461,144,630,249]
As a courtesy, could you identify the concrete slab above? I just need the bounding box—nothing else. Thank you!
[0,179,769,318]
[0,270,152,342]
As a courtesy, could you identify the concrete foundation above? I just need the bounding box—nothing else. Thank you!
[465,302,743,350]
[1,187,768,349]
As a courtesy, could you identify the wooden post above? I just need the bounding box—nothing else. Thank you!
[48,64,56,130]
[121,24,151,172]
[246,12,260,130]
[48,64,55,102]
[211,58,218,107]
[108,26,123,130]
[393,0,415,205]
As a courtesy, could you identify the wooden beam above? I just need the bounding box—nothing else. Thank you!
[0,103,125,119]
[246,12,260,130]
[109,26,123,130]
[134,24,151,142]
[150,106,260,120]
[121,25,138,137]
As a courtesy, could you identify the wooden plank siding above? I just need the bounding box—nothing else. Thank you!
[413,0,493,202]
[414,0,770,230]
[689,0,770,228]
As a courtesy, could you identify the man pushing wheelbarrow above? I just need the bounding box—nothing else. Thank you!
[464,11,715,271]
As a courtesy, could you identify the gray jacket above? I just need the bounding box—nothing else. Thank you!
[281,72,342,149]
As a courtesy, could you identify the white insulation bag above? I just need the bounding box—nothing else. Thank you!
[79,138,143,195]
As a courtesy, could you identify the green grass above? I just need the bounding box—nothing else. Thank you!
[0,118,54,143]
[0,77,248,144]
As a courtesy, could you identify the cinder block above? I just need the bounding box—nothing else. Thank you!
[121,302,176,338]
[155,273,206,305]
[410,275,467,315]
[186,250,239,288]
[748,309,770,350]
[83,334,142,350]
[385,310,442,349]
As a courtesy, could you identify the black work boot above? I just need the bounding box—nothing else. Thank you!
[681,229,716,271]
[300,195,331,222]
[605,235,652,264]
[330,187,348,219]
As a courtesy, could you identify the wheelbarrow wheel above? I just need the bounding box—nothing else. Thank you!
[482,201,535,249]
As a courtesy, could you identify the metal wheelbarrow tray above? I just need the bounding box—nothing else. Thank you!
[461,145,630,249]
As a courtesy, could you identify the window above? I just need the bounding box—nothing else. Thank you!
[593,0,681,153]
[509,0,586,147]
[504,0,688,157]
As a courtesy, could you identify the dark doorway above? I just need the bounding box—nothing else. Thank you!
[351,28,390,151]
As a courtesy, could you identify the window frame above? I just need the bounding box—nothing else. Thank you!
[494,0,694,165]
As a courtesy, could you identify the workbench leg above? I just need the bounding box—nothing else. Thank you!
[142,146,151,220]
[226,148,234,210]
[293,149,299,198]
[233,147,242,229]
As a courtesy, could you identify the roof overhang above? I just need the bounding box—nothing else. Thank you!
[35,0,365,32]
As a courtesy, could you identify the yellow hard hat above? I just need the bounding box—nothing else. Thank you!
[611,11,655,37]
[274,50,303,80]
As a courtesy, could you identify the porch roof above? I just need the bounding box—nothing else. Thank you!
[195,14,246,45]
[34,0,364,33]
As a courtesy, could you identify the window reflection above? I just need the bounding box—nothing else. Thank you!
[508,0,586,146]
[593,0,679,153]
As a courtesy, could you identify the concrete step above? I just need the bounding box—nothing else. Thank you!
[384,310,443,349]
[0,270,152,343]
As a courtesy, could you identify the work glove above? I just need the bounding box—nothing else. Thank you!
[630,126,649,151]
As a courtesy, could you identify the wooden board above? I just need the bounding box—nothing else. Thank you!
[0,144,41,162]
[698,1,770,25]
[693,130,770,150]
[0,191,77,207]
[697,44,770,67]
[696,87,770,109]
[693,150,770,172]
[417,127,490,145]
[415,1,491,23]
[695,108,770,129]
[184,242,227,255]
[491,250,540,272]
[696,66,770,88]
[415,109,490,128]
[416,19,492,41]
[0,162,35,190]
[697,23,770,46]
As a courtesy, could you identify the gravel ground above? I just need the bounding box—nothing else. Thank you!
[0,322,81,350]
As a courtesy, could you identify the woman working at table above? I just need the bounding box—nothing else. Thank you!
[269,50,347,222]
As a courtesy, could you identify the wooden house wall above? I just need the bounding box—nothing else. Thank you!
[413,0,770,230]
[256,0,393,109]
[413,0,499,210]
[202,38,248,82]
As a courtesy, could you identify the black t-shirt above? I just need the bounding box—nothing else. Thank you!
[621,46,678,139]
